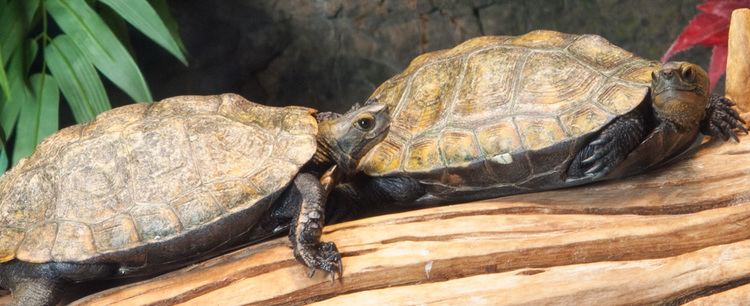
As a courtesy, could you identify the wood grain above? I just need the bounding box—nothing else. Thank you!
[65,133,750,305]
[726,9,750,113]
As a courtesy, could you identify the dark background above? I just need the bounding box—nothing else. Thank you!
[100,0,709,122]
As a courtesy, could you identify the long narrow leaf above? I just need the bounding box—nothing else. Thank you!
[0,49,9,100]
[0,40,37,136]
[0,0,40,65]
[101,0,187,65]
[46,34,110,123]
[12,73,59,165]
[150,0,187,55]
[46,0,153,102]
[0,122,7,172]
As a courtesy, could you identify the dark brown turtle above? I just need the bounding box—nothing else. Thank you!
[329,30,746,215]
[0,93,390,305]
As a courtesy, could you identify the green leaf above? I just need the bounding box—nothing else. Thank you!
[0,40,37,136]
[0,0,40,65]
[0,126,7,172]
[0,49,9,100]
[12,73,59,165]
[101,0,187,65]
[46,0,153,102]
[150,0,187,56]
[45,34,110,123]
[97,3,135,56]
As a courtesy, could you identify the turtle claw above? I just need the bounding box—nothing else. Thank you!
[702,95,747,142]
[296,241,343,282]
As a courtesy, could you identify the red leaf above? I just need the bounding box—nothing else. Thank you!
[708,44,728,91]
[697,0,750,18]
[661,12,729,61]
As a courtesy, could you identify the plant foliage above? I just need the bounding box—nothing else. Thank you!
[0,0,187,172]
[662,0,750,91]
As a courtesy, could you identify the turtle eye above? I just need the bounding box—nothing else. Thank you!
[355,116,375,131]
[682,66,695,82]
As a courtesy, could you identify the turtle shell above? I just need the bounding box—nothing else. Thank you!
[359,30,660,191]
[0,94,318,265]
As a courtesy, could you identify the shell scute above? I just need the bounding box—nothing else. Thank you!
[171,190,224,229]
[126,118,202,205]
[130,204,183,241]
[404,138,443,172]
[16,223,57,263]
[50,222,97,262]
[476,119,524,157]
[396,57,463,135]
[515,52,602,114]
[515,117,567,151]
[510,30,575,48]
[453,47,525,119]
[559,104,613,137]
[91,215,140,252]
[567,35,635,71]
[439,130,482,166]
[56,135,132,224]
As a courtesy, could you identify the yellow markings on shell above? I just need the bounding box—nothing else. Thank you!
[405,138,442,172]
[16,223,58,262]
[51,222,98,262]
[0,228,23,262]
[516,117,567,151]
[360,141,403,175]
[597,83,650,114]
[439,130,481,166]
[618,60,661,84]
[515,52,601,114]
[92,215,140,252]
[511,30,572,48]
[560,104,611,137]
[567,35,634,71]
[454,47,523,118]
[476,119,523,160]
[396,58,462,135]
[368,77,407,111]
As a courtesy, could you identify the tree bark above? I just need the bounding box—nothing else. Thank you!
[66,133,750,306]
[726,9,750,114]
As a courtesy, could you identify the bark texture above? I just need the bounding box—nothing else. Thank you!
[62,131,750,305]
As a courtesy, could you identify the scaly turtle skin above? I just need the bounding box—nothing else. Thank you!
[0,93,390,306]
[329,30,746,218]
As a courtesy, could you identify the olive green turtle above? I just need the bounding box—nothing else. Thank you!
[0,93,390,305]
[329,30,746,214]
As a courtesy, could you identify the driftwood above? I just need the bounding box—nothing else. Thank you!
[727,9,750,115]
[60,134,750,305]
[2,11,750,306]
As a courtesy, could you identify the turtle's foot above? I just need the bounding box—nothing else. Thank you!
[295,241,343,282]
[701,95,748,142]
[571,111,646,178]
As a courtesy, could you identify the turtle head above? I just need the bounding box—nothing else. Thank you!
[651,62,710,132]
[316,103,390,175]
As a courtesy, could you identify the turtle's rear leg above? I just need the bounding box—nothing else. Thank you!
[0,260,116,306]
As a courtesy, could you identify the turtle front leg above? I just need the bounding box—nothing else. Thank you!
[700,95,748,141]
[288,172,342,280]
[568,110,648,179]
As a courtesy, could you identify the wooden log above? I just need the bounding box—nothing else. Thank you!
[726,9,750,114]
[66,134,750,305]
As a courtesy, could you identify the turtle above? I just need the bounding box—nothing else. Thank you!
[327,30,747,217]
[0,93,390,306]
